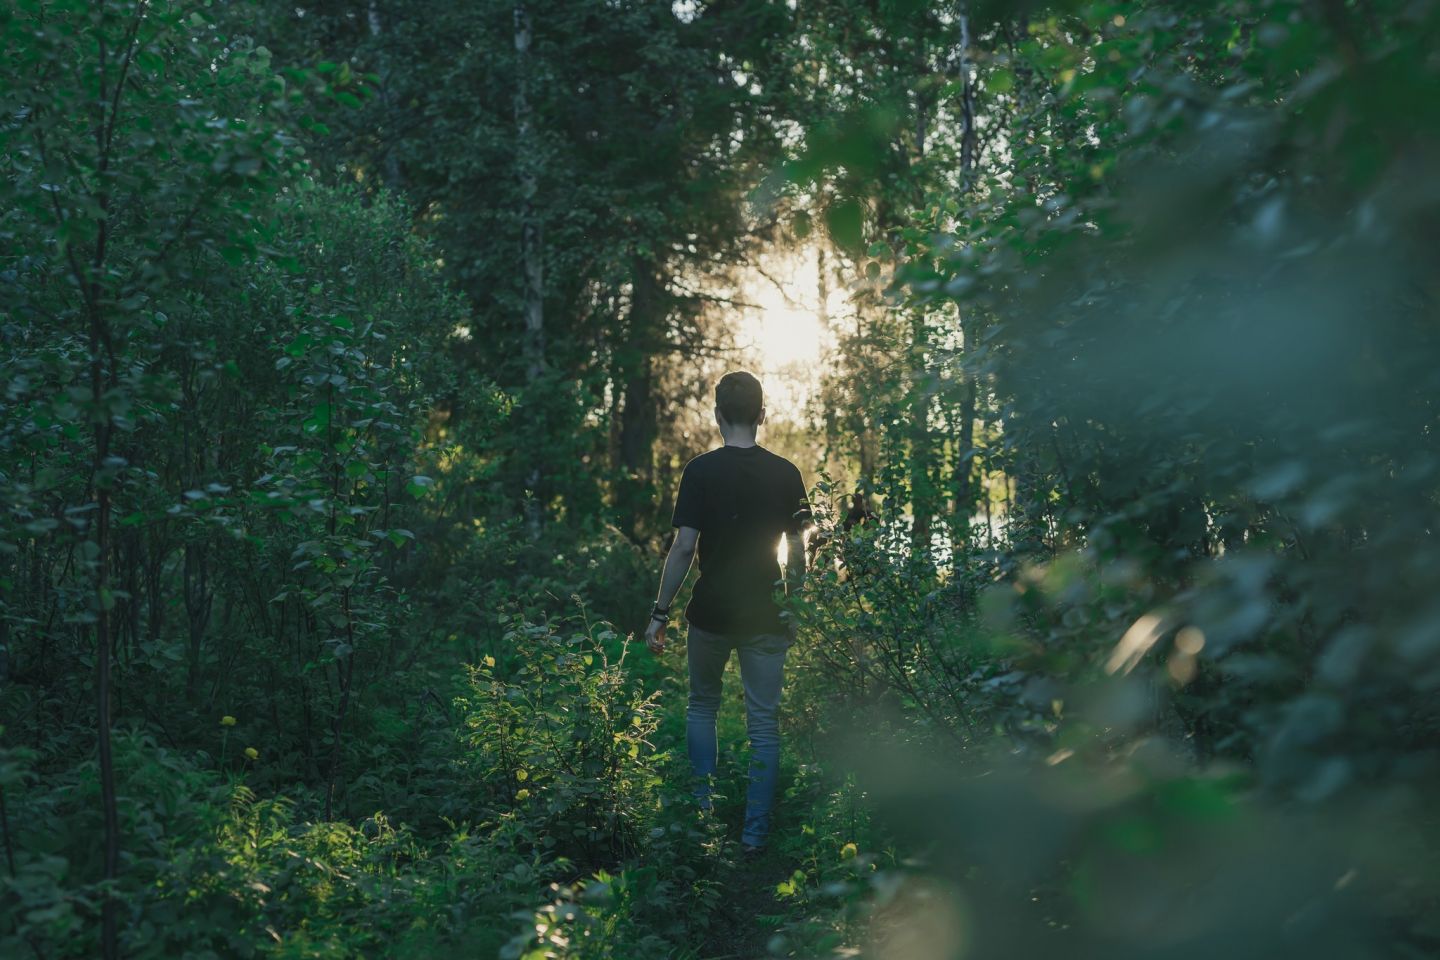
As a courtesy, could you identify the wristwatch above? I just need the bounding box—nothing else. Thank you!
[650,603,671,623]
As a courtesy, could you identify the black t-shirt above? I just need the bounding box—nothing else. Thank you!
[670,445,810,635]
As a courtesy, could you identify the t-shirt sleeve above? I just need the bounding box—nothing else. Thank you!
[785,465,812,534]
[671,461,705,530]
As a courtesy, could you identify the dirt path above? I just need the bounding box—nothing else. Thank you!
[700,845,793,960]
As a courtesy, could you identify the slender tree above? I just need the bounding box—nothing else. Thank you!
[514,0,546,537]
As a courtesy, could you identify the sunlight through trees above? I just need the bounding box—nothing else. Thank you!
[3,1,1438,957]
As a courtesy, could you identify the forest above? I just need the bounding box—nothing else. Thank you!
[2,0,1438,957]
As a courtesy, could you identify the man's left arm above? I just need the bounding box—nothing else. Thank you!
[781,468,813,636]
[785,526,809,593]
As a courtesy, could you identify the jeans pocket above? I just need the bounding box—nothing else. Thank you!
[754,633,792,655]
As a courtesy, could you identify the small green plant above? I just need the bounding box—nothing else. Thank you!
[457,613,664,867]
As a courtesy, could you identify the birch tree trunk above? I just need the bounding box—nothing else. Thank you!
[952,9,981,534]
[907,35,936,557]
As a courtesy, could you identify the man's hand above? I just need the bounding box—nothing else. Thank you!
[779,609,799,642]
[645,617,668,655]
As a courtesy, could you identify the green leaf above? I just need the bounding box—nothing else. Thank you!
[824,198,865,253]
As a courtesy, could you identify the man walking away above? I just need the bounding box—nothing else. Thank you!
[644,371,810,853]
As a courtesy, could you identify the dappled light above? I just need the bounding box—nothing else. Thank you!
[1105,613,1166,676]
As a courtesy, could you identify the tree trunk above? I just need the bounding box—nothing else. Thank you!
[908,313,933,556]
[87,250,120,960]
[951,9,981,537]
[82,25,125,955]
[958,11,978,194]
[852,305,875,489]
[816,237,830,332]
[907,36,936,557]
[368,2,404,191]
[323,599,356,821]
[954,365,979,525]
[515,1,545,538]
[619,362,655,477]
[184,540,212,702]
[616,262,663,538]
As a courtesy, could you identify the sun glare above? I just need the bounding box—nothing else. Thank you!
[733,246,840,416]
[743,289,825,368]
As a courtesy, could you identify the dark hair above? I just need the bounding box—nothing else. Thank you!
[715,370,764,426]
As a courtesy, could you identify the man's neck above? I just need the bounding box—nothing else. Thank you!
[719,427,758,448]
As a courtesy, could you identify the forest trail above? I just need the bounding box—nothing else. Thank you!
[676,687,801,958]
[700,846,791,960]
[7,3,1438,958]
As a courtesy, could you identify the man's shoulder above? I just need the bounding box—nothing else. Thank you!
[760,448,804,477]
[683,448,725,470]
[684,445,804,478]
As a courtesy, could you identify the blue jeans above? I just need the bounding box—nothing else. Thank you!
[685,624,791,847]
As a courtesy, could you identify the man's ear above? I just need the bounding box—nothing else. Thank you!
[756,407,767,427]
[714,405,725,428]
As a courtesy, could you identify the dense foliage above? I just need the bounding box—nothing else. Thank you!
[3,0,1438,958]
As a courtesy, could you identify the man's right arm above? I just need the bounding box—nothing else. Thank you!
[644,526,698,654]
[656,525,700,612]
[649,461,704,654]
